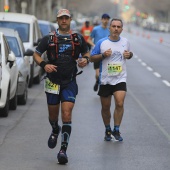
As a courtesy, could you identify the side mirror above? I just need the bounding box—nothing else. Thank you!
[24,49,34,56]
[8,51,16,68]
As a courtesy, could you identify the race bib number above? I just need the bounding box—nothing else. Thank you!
[107,62,122,76]
[44,78,60,94]
[84,30,91,36]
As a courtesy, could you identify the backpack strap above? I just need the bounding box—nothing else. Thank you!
[71,33,81,45]
[71,33,81,58]
[48,31,58,58]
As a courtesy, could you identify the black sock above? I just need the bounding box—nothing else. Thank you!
[60,122,72,152]
[49,119,59,134]
[114,125,120,132]
[105,125,111,131]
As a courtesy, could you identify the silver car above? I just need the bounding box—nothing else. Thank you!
[0,28,33,105]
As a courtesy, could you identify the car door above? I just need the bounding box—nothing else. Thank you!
[0,45,2,84]
[3,36,18,99]
[32,20,43,83]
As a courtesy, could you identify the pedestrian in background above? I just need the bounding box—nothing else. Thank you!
[33,9,90,164]
[80,20,93,51]
[88,13,110,92]
[90,18,133,142]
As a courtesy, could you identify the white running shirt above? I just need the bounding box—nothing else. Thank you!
[91,36,130,85]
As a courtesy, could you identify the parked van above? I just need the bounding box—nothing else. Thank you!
[0,12,43,87]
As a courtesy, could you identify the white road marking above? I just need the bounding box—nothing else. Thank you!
[141,62,147,66]
[129,88,170,141]
[135,54,170,87]
[153,72,161,78]
[147,66,153,71]
[162,80,170,87]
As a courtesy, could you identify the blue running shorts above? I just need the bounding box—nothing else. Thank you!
[46,80,78,105]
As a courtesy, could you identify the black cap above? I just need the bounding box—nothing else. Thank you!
[101,13,110,19]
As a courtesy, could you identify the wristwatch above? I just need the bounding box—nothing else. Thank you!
[83,56,90,63]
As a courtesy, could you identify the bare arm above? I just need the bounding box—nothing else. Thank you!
[87,37,95,47]
[33,52,43,65]
[90,54,103,62]
[90,48,112,62]
[78,51,90,68]
[33,52,57,73]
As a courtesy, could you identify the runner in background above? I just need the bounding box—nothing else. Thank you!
[87,13,110,92]
[80,20,93,51]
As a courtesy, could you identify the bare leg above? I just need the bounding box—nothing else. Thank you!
[100,95,112,126]
[61,102,74,122]
[94,68,100,91]
[95,68,99,81]
[48,104,60,121]
[113,91,126,126]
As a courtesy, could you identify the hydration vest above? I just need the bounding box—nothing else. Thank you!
[46,31,82,85]
[47,31,81,61]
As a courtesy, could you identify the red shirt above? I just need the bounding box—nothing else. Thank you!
[81,26,93,42]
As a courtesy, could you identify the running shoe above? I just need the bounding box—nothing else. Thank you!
[104,129,112,141]
[93,82,98,91]
[112,130,123,141]
[57,150,68,164]
[48,125,61,149]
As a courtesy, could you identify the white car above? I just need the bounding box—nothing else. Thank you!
[0,32,19,117]
[38,20,56,37]
[0,12,43,87]
[0,27,33,105]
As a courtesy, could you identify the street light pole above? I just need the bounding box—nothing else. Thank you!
[31,0,36,15]
[21,1,27,14]
[47,0,52,21]
[0,0,3,11]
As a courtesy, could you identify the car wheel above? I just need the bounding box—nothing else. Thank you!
[18,82,28,105]
[10,88,17,110]
[28,63,34,88]
[0,87,10,117]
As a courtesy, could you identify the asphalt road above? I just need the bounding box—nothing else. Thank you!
[0,29,170,170]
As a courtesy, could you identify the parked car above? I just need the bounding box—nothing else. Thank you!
[0,31,19,117]
[70,20,78,33]
[0,27,33,105]
[38,20,56,37]
[0,12,43,87]
[52,23,59,30]
[38,20,56,63]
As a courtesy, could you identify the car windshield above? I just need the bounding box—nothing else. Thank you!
[38,23,51,36]
[0,21,29,42]
[6,36,21,57]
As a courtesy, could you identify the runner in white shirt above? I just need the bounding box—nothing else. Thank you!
[90,18,133,142]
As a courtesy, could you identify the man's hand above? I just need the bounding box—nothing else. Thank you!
[78,58,88,68]
[44,64,57,73]
[123,50,133,59]
[103,48,112,58]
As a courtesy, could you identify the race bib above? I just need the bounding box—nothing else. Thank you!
[44,78,60,94]
[84,30,91,36]
[107,62,122,76]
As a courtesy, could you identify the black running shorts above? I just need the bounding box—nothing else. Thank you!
[93,61,100,69]
[98,82,127,97]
